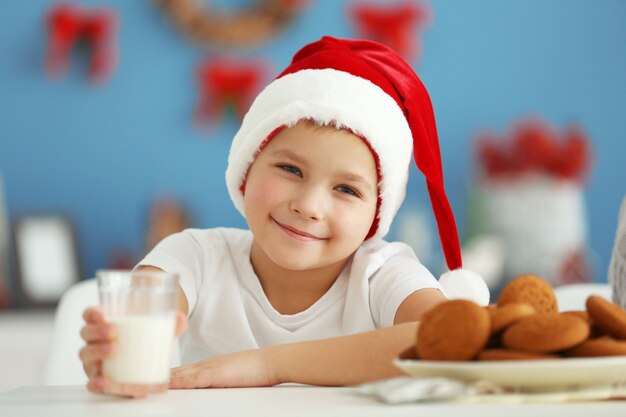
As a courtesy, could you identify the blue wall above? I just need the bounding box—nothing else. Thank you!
[1,0,625,282]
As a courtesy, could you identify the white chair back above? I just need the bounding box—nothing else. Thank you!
[41,279,97,385]
[554,283,612,312]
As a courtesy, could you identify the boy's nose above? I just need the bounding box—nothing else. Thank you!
[290,186,326,221]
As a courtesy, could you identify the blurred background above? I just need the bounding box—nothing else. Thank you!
[0,0,624,390]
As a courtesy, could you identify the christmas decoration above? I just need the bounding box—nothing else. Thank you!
[195,57,268,127]
[154,0,307,47]
[476,120,591,182]
[44,2,119,83]
[348,0,431,62]
[468,118,594,288]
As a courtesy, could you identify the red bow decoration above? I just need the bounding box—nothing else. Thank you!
[195,58,267,127]
[475,119,592,183]
[348,1,431,62]
[45,2,119,83]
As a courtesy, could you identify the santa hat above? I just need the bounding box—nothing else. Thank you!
[226,36,490,305]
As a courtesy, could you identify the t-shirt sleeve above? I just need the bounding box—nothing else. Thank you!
[136,230,206,316]
[368,243,441,328]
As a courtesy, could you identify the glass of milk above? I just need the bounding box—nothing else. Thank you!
[97,269,179,394]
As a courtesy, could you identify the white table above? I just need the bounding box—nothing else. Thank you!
[1,385,625,417]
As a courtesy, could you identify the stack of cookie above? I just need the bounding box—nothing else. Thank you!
[416,274,626,361]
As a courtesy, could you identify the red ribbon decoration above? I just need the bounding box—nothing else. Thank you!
[195,58,267,127]
[45,2,118,83]
[349,1,431,62]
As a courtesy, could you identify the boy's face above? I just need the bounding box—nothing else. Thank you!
[243,121,378,272]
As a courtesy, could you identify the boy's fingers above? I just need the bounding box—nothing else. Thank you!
[87,377,148,399]
[83,307,105,324]
[105,381,150,399]
[87,375,108,394]
[80,323,116,343]
[170,364,212,389]
[79,343,115,367]
[83,364,99,378]
[169,370,203,389]
[170,364,192,378]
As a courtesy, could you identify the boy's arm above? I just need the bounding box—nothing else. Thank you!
[274,288,445,385]
[169,322,419,388]
[139,265,189,316]
[272,321,419,385]
[169,288,445,388]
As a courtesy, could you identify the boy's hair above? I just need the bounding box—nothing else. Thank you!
[225,36,490,305]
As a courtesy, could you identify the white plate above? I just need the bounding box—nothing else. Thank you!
[394,357,626,391]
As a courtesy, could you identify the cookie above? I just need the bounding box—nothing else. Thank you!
[416,300,490,361]
[564,336,626,357]
[585,295,626,340]
[562,309,608,337]
[497,274,558,314]
[501,313,589,353]
[478,348,559,361]
[561,310,590,324]
[489,303,536,334]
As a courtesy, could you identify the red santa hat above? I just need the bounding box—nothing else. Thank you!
[226,36,490,305]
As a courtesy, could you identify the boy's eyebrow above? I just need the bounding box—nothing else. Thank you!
[335,170,373,191]
[271,149,308,166]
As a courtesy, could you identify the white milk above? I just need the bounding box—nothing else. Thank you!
[103,315,176,384]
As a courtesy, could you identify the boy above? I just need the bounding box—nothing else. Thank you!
[80,36,489,396]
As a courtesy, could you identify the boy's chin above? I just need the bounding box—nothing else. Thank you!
[270,256,323,272]
[266,249,334,272]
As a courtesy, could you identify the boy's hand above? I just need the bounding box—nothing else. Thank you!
[79,307,119,395]
[79,306,187,398]
[169,348,280,389]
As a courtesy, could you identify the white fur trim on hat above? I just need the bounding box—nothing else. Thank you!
[439,269,491,306]
[226,68,413,240]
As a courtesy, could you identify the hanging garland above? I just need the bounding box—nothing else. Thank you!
[154,0,306,47]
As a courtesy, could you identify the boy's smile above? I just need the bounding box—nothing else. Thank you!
[271,217,327,241]
[243,120,378,287]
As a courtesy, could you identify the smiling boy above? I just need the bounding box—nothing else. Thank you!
[80,36,489,396]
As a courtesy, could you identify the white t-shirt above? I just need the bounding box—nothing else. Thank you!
[138,227,440,364]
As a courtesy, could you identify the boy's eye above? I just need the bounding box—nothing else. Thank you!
[335,185,360,198]
[277,164,302,176]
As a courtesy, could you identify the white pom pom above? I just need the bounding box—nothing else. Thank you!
[439,268,490,306]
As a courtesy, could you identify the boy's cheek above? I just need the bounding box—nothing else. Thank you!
[340,214,376,244]
[336,205,378,245]
[245,175,285,211]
